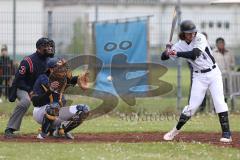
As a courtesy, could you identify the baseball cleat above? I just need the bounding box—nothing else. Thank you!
[220,137,232,143]
[220,132,232,143]
[4,128,16,138]
[52,128,62,138]
[65,132,74,140]
[163,127,180,141]
[37,133,45,140]
[53,128,74,140]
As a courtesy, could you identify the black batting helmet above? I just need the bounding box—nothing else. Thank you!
[180,20,197,33]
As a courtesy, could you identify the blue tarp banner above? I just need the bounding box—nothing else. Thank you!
[94,20,148,94]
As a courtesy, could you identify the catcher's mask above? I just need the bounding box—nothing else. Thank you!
[36,37,55,58]
[48,58,71,93]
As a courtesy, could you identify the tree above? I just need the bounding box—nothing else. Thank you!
[68,18,85,54]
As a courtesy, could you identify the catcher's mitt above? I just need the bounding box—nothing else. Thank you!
[49,58,71,94]
[77,71,89,90]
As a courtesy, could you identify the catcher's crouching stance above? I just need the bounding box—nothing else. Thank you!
[31,58,90,139]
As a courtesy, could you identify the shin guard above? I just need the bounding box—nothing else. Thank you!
[63,111,89,133]
[218,111,230,133]
[176,113,191,130]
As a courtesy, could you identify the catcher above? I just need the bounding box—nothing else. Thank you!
[31,57,90,139]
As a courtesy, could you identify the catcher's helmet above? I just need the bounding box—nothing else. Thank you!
[180,20,197,33]
[36,37,55,57]
[36,37,51,49]
[47,58,59,68]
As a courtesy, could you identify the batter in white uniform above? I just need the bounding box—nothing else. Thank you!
[161,20,232,143]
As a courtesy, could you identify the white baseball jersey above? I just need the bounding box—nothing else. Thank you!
[172,32,215,71]
[170,32,228,116]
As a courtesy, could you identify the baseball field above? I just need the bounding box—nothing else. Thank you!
[0,67,240,160]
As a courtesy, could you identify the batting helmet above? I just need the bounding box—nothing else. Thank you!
[47,58,59,68]
[180,20,197,33]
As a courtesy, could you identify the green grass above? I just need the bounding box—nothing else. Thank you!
[0,114,239,160]
[1,67,239,115]
[161,67,191,97]
[0,114,240,134]
[0,142,239,160]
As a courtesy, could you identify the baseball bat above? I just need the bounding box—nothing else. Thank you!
[169,6,178,44]
[166,6,178,60]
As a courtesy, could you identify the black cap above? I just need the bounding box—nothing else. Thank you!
[1,44,8,51]
[36,37,51,49]
[47,58,59,68]
[216,37,225,44]
[180,20,197,33]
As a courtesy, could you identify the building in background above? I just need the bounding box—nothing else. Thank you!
[44,0,240,52]
[0,0,240,56]
[0,0,44,57]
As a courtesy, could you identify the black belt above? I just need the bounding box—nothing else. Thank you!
[194,65,216,73]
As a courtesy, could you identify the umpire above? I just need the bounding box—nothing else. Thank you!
[4,37,55,137]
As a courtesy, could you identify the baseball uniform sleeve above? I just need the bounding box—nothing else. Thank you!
[32,75,52,107]
[15,59,32,92]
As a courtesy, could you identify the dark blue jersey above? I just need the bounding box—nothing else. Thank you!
[32,74,66,107]
[13,52,49,93]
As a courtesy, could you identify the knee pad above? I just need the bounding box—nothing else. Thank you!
[76,104,89,113]
[69,104,90,114]
[41,103,60,135]
[45,103,60,117]
[179,113,191,123]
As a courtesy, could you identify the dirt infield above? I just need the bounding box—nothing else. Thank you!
[0,132,239,149]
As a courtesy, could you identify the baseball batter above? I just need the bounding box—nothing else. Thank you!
[161,20,232,143]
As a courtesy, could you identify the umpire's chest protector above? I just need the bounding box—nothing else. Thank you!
[26,53,48,88]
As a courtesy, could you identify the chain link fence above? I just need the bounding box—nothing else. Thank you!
[1,7,240,110]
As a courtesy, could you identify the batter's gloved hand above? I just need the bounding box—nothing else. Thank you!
[166,49,177,57]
